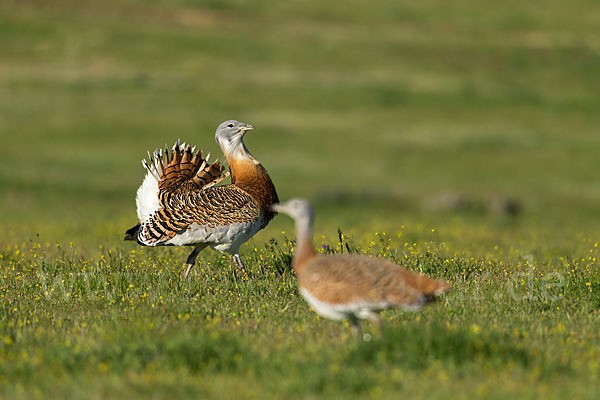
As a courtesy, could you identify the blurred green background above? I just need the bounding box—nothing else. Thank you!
[2,0,600,252]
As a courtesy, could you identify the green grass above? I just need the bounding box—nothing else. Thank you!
[2,0,600,398]
[2,234,600,398]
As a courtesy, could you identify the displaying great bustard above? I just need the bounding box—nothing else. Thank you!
[271,198,450,339]
[124,120,279,277]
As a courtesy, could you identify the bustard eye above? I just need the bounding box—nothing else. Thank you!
[228,123,234,128]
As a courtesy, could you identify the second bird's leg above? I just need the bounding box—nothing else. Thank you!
[349,316,362,341]
[183,244,207,278]
[365,311,384,335]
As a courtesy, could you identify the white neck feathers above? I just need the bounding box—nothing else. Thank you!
[295,215,313,244]
[218,137,258,163]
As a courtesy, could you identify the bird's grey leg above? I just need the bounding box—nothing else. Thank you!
[365,311,383,334]
[232,254,246,272]
[183,244,207,278]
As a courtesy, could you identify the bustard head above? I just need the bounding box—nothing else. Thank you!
[271,198,315,223]
[215,120,255,159]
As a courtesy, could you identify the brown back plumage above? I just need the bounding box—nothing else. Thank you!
[298,254,450,308]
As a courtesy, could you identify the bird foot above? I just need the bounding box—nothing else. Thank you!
[183,263,194,279]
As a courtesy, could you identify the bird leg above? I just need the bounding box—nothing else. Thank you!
[232,254,247,273]
[365,311,383,336]
[183,244,206,279]
[349,316,362,341]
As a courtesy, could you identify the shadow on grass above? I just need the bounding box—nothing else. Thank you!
[347,322,530,370]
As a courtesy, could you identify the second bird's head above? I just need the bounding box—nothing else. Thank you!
[215,120,255,158]
[271,198,315,222]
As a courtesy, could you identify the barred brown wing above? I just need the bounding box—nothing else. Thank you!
[138,185,261,246]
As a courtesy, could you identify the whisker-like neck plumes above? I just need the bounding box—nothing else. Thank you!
[222,139,256,165]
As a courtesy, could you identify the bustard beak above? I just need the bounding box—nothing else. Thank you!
[270,203,282,212]
[240,124,255,132]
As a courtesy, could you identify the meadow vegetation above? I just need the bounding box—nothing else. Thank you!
[1,0,600,398]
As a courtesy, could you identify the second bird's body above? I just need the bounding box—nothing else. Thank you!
[272,198,450,338]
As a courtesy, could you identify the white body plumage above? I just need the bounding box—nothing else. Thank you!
[300,288,424,321]
[163,215,266,254]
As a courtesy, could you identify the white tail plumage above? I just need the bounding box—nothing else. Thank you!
[136,163,160,223]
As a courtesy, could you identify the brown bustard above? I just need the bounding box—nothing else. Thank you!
[271,198,450,339]
[125,120,279,277]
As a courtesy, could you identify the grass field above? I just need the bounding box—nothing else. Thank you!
[2,0,600,398]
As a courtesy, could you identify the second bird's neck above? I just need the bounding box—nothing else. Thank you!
[292,216,316,273]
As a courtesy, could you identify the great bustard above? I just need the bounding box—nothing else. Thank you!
[271,198,450,339]
[124,120,279,277]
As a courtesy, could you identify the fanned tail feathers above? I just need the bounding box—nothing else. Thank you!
[144,140,229,194]
[132,140,230,244]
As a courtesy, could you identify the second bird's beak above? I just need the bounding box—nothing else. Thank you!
[240,124,255,132]
[270,203,281,212]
